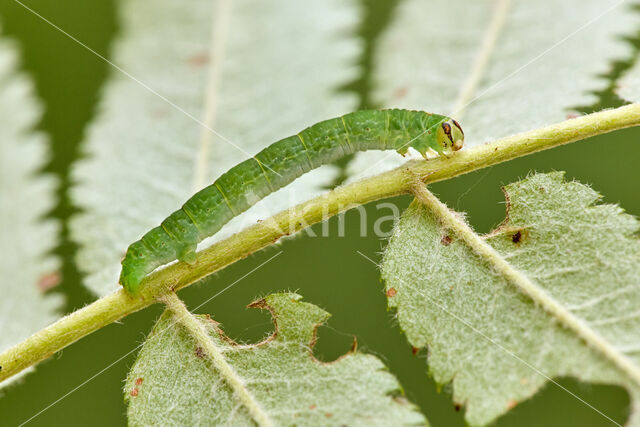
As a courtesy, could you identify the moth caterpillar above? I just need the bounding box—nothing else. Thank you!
[120,109,464,293]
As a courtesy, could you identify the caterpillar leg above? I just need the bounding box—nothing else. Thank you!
[161,210,199,266]
[424,147,440,160]
[120,269,145,294]
[178,247,197,265]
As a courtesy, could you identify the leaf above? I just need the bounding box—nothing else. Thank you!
[70,0,360,296]
[616,59,640,102]
[380,172,640,426]
[347,0,640,178]
[0,35,62,387]
[124,293,426,425]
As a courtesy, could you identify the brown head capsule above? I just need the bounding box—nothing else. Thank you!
[436,118,465,156]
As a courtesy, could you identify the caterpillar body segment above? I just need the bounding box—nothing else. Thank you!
[120,109,464,293]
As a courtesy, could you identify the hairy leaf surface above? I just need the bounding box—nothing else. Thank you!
[0,34,62,388]
[71,0,360,295]
[125,293,426,425]
[348,0,639,179]
[381,172,640,426]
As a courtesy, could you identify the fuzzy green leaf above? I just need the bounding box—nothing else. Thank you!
[0,34,62,387]
[125,293,426,425]
[70,0,360,296]
[348,0,639,178]
[381,172,640,426]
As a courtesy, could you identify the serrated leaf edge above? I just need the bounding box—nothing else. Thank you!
[161,293,273,427]
[409,180,640,389]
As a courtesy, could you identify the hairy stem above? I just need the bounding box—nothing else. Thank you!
[410,182,640,388]
[161,293,273,426]
[1,103,640,384]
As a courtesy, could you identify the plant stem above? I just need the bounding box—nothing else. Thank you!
[161,293,273,427]
[1,103,640,385]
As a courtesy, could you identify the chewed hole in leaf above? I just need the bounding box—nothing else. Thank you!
[381,172,640,426]
[125,293,426,425]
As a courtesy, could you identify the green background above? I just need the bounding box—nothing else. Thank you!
[0,0,638,425]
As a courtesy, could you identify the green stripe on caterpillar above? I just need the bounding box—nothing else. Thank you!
[120,109,464,293]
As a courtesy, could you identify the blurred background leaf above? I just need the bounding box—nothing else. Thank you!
[0,0,638,425]
[69,0,360,297]
[0,25,63,389]
[617,58,640,102]
[347,0,640,179]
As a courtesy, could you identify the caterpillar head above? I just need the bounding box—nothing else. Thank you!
[436,119,464,157]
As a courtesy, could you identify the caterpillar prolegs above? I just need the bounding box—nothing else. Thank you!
[120,109,464,293]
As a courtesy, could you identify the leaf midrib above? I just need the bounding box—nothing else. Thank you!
[162,293,274,427]
[192,0,233,192]
[410,181,640,388]
[451,0,511,119]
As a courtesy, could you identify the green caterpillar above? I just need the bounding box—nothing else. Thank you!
[120,109,464,293]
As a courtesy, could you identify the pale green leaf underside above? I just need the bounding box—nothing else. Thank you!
[617,59,640,102]
[347,0,639,179]
[70,0,359,296]
[0,33,62,388]
[381,172,640,426]
[125,293,426,426]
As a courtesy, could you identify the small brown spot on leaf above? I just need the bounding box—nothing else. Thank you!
[386,287,397,297]
[454,404,462,412]
[538,187,546,193]
[151,107,169,119]
[309,404,317,410]
[507,399,517,409]
[38,272,61,291]
[392,86,409,99]
[520,377,528,385]
[135,377,143,386]
[325,412,333,418]
[511,231,522,243]
[195,347,206,359]
[411,347,419,356]
[441,235,453,245]
[188,52,209,67]
[510,228,529,244]
[130,388,139,397]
